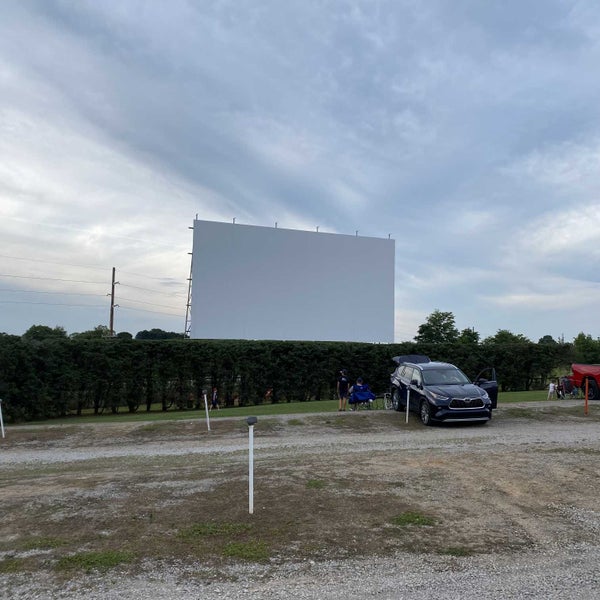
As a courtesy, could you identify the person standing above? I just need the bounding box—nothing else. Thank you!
[337,369,349,411]
[210,387,219,410]
[547,380,556,401]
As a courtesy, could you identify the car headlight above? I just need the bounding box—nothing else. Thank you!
[480,390,490,401]
[428,391,450,403]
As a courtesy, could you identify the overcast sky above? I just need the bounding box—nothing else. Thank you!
[1,0,600,342]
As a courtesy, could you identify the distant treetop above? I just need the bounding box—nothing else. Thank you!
[135,328,184,340]
[414,310,459,344]
[22,325,67,342]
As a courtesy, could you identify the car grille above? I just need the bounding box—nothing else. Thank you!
[449,397,484,409]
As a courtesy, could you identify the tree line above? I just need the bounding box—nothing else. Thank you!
[2,315,599,422]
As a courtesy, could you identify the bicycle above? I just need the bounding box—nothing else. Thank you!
[383,392,393,410]
[370,392,393,410]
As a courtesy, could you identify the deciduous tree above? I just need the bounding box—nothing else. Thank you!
[414,310,459,344]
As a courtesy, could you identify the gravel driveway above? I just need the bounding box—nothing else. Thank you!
[2,401,600,599]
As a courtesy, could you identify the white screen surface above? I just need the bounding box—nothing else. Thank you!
[190,220,394,342]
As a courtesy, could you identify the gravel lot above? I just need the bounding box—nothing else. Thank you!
[2,401,600,599]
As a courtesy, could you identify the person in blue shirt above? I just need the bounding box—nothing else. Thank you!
[349,377,375,410]
[337,369,349,411]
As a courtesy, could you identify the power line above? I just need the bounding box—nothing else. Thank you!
[1,255,184,282]
[0,289,107,297]
[0,263,188,324]
[0,299,182,318]
[118,269,187,283]
[0,254,111,271]
[0,300,107,308]
[1,273,185,295]
[0,273,105,284]
[0,288,182,308]
[117,304,184,317]
[0,255,188,283]
[118,295,183,310]
[0,254,186,281]
[1,257,187,294]
[119,283,186,297]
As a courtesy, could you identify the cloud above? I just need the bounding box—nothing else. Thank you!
[2,1,600,341]
[503,139,600,194]
[499,201,600,287]
[482,278,600,311]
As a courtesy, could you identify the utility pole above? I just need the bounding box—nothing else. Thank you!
[109,267,118,336]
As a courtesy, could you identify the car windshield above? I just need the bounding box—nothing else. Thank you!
[422,367,470,386]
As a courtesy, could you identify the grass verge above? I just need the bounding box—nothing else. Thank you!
[10,390,571,429]
[222,541,270,562]
[391,512,437,527]
[56,550,134,573]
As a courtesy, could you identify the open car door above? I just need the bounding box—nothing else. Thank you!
[474,367,498,409]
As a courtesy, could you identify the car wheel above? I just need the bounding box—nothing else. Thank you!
[419,400,432,426]
[586,380,599,400]
[391,387,401,411]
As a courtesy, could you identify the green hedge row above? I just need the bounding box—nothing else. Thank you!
[0,335,573,422]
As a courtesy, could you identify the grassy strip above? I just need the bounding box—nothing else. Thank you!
[222,541,270,562]
[306,479,326,489]
[10,390,584,429]
[391,512,437,526]
[177,522,270,562]
[0,557,25,573]
[498,390,548,403]
[56,550,134,573]
[21,537,66,551]
[178,522,251,539]
[17,399,341,426]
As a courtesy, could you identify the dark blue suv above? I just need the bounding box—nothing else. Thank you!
[390,355,497,426]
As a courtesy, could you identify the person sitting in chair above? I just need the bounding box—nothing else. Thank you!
[348,377,376,410]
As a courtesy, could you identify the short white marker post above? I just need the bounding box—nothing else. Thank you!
[405,388,410,424]
[246,416,258,514]
[203,392,211,432]
[0,399,5,438]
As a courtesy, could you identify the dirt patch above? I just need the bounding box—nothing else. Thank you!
[1,406,600,583]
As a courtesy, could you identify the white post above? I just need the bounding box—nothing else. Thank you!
[405,388,410,424]
[0,399,4,438]
[248,424,254,514]
[203,393,211,432]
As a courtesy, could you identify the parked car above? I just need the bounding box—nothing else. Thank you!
[568,364,600,400]
[390,355,497,426]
